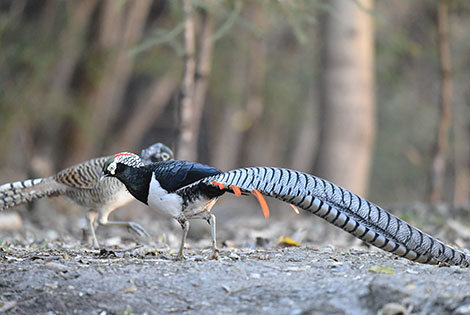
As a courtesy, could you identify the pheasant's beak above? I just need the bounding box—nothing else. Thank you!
[100,172,108,181]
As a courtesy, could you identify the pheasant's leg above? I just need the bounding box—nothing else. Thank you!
[177,216,189,260]
[207,214,219,260]
[98,208,151,238]
[86,210,100,248]
[100,221,151,238]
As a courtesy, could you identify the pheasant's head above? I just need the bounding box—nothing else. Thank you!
[101,152,151,205]
[101,152,144,179]
[141,142,174,164]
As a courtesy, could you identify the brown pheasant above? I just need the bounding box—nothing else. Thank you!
[0,142,174,247]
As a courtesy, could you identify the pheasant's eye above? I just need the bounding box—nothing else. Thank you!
[107,162,117,175]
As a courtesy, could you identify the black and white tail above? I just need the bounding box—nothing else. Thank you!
[203,167,470,267]
[0,178,65,211]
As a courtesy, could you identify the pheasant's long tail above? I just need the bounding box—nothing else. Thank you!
[0,178,65,211]
[204,167,470,267]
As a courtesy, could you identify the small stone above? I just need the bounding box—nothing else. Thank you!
[249,273,261,279]
[45,282,59,290]
[256,237,270,247]
[454,304,470,315]
[0,300,17,313]
[45,262,71,272]
[46,230,59,240]
[320,245,335,252]
[0,213,22,230]
[122,285,137,293]
[279,297,293,306]
[378,303,408,315]
[229,253,240,260]
[104,237,122,247]
[191,255,204,261]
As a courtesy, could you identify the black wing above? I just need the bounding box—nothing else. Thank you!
[152,160,222,193]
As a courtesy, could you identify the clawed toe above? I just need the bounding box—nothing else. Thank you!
[127,222,151,238]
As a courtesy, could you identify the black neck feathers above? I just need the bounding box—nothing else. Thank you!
[115,165,152,205]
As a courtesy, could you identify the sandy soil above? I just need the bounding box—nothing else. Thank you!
[0,197,469,315]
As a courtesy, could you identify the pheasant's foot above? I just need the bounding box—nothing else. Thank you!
[126,221,151,238]
[209,248,219,260]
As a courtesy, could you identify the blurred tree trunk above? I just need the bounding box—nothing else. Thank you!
[177,0,196,160]
[65,0,152,165]
[7,0,26,28]
[40,0,58,36]
[50,0,98,166]
[24,1,98,170]
[248,115,288,167]
[111,75,177,152]
[213,2,266,169]
[212,52,245,170]
[237,2,267,166]
[453,101,470,205]
[177,0,214,161]
[289,90,318,172]
[50,0,98,94]
[315,0,375,196]
[428,0,452,204]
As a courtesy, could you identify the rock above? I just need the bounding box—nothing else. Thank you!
[454,305,470,315]
[229,252,240,260]
[45,261,71,272]
[378,303,409,315]
[0,212,22,230]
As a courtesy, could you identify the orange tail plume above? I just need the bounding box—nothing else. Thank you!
[252,189,270,219]
[211,180,225,190]
[289,204,300,214]
[231,185,242,196]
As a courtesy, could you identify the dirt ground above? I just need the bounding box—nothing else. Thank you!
[1,197,469,315]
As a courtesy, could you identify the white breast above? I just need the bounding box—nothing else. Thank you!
[147,177,183,219]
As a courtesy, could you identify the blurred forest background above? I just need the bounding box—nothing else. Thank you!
[0,0,469,208]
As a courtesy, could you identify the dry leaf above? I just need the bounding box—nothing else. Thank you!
[277,236,300,248]
[122,285,137,293]
[368,265,394,274]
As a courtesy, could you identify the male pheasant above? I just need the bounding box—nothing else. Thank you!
[101,152,470,266]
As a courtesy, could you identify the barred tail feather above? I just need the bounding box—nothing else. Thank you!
[0,178,64,211]
[204,167,470,267]
[0,178,45,192]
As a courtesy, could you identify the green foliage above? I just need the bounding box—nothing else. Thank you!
[0,0,468,203]
[210,0,243,42]
[271,0,319,44]
[131,22,185,56]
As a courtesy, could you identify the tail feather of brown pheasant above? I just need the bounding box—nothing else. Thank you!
[0,178,67,211]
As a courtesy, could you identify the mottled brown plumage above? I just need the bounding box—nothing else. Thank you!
[0,142,173,247]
